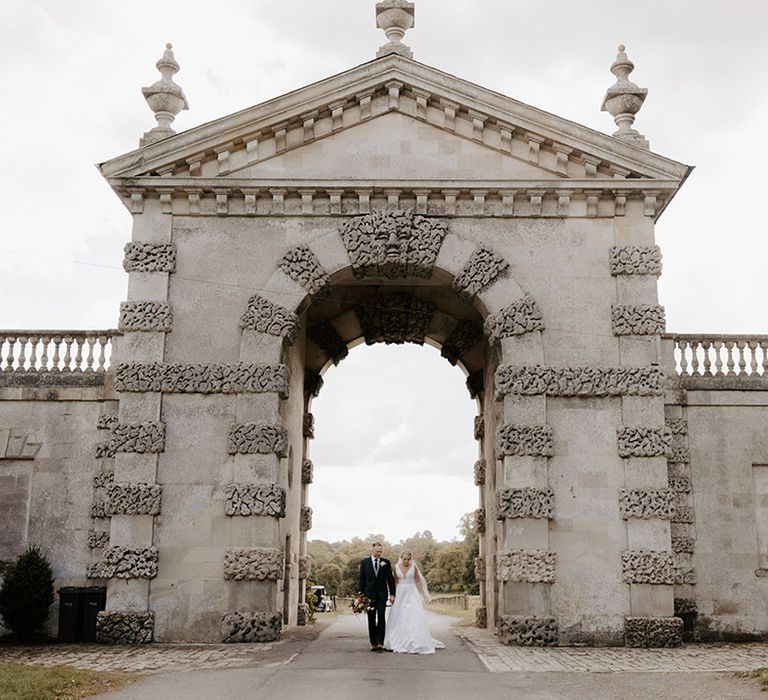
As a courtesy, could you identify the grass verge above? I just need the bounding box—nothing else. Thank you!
[425,603,477,626]
[736,667,768,691]
[0,662,136,699]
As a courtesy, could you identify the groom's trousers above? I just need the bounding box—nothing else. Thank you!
[367,598,387,646]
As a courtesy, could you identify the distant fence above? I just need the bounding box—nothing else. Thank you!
[334,593,476,611]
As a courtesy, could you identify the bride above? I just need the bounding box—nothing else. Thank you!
[383,550,445,654]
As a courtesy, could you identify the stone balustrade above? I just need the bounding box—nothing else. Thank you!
[0,330,118,373]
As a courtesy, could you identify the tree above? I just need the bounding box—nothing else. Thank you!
[0,546,55,641]
[429,543,467,592]
[316,563,342,596]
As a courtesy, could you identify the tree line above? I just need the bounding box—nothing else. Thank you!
[308,512,479,597]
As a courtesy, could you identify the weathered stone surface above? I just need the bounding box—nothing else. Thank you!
[307,320,349,363]
[279,246,329,296]
[223,547,283,581]
[617,427,672,457]
[297,603,309,626]
[228,423,288,457]
[475,507,486,534]
[497,549,556,583]
[119,301,173,332]
[474,459,486,486]
[611,304,666,336]
[109,422,165,454]
[356,293,434,345]
[473,416,484,440]
[441,320,483,365]
[453,246,509,301]
[619,489,675,520]
[475,606,487,628]
[96,414,118,430]
[300,506,313,532]
[674,597,698,615]
[87,529,110,549]
[123,242,176,272]
[106,483,162,516]
[221,611,281,643]
[305,369,324,397]
[298,555,312,580]
[497,488,554,519]
[240,295,299,343]
[621,550,678,584]
[609,245,662,275]
[301,459,314,484]
[474,557,486,581]
[116,362,289,397]
[224,483,285,517]
[495,365,664,398]
[495,424,553,457]
[303,413,315,439]
[339,210,448,279]
[625,616,683,648]
[499,615,558,646]
[96,610,154,644]
[100,546,159,579]
[484,294,544,342]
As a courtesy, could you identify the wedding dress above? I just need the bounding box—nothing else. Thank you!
[383,563,445,654]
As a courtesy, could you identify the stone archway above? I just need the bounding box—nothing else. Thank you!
[237,210,548,635]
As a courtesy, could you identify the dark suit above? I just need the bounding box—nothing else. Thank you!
[358,556,396,646]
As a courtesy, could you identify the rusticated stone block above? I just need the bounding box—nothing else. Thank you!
[339,210,448,279]
[300,506,313,532]
[301,459,314,484]
[224,483,285,517]
[453,246,509,301]
[305,369,324,397]
[240,295,299,343]
[86,562,111,579]
[609,245,662,276]
[106,483,162,516]
[495,424,553,457]
[611,304,666,336]
[308,320,349,364]
[115,362,289,398]
[672,503,695,524]
[228,423,288,457]
[87,529,109,549]
[475,508,486,534]
[619,489,675,520]
[101,546,158,579]
[474,459,486,486]
[621,550,677,584]
[303,413,315,439]
[475,606,487,628]
[674,564,697,585]
[279,246,329,296]
[96,610,154,644]
[109,422,165,454]
[497,549,556,583]
[495,365,664,398]
[221,611,282,643]
[671,536,695,554]
[119,301,173,332]
[298,555,312,580]
[473,416,484,440]
[499,615,558,646]
[474,557,486,581]
[357,293,434,345]
[617,427,672,457]
[223,547,283,581]
[668,445,690,464]
[93,472,114,489]
[497,488,553,519]
[123,241,176,272]
[95,442,116,459]
[666,419,688,435]
[484,294,544,342]
[441,320,483,365]
[674,598,698,616]
[96,414,118,430]
[625,616,683,648]
[668,476,691,493]
[297,603,309,626]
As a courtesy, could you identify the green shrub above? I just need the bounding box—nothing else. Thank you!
[0,546,55,641]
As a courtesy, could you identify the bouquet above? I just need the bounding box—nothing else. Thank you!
[350,595,374,614]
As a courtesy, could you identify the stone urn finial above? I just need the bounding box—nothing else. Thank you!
[601,44,649,149]
[376,0,415,59]
[140,43,189,147]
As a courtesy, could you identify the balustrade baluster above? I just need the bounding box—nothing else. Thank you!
[736,340,747,376]
[50,336,62,372]
[690,339,701,376]
[761,340,768,376]
[28,336,39,371]
[85,336,95,373]
[17,337,28,372]
[73,337,84,372]
[96,335,107,373]
[3,337,15,372]
[702,340,712,377]
[712,340,724,376]
[677,339,688,375]
[748,341,758,375]
[62,336,73,372]
[725,340,736,375]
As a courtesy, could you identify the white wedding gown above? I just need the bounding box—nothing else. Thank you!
[383,564,445,654]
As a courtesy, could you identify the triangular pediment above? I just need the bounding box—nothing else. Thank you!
[99,54,691,217]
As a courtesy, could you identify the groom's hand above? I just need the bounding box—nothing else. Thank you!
[389,595,395,604]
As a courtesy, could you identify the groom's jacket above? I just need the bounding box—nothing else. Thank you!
[358,557,396,601]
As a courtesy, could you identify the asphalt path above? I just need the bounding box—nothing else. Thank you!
[96,611,764,699]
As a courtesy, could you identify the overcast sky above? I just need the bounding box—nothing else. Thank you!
[1,0,765,541]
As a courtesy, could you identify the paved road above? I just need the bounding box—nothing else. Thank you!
[93,612,765,700]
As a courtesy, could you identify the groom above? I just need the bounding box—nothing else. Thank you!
[357,542,395,651]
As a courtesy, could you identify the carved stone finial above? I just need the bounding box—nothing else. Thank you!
[140,43,189,147]
[376,1,415,59]
[601,44,649,149]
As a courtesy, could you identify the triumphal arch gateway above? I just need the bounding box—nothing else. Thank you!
[2,2,767,647]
